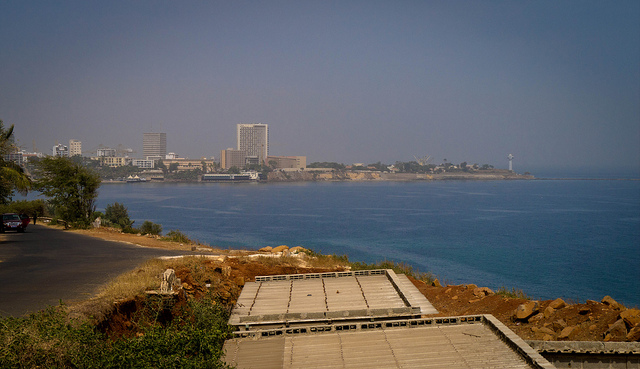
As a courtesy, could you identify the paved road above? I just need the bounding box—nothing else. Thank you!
[0,225,189,317]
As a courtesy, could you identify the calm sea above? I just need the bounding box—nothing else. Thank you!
[93,179,639,306]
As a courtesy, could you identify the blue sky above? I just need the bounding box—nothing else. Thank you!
[1,1,638,174]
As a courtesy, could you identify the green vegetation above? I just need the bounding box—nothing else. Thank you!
[104,202,134,230]
[0,300,233,368]
[350,259,437,284]
[162,230,193,244]
[307,162,346,170]
[140,220,163,236]
[495,286,530,300]
[33,157,101,228]
[0,119,31,204]
[0,199,47,220]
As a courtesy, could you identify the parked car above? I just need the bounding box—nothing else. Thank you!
[1,213,27,233]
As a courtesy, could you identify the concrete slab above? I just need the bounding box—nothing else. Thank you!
[229,269,438,328]
[223,315,556,369]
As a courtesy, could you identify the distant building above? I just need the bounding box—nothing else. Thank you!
[221,148,246,170]
[237,123,268,164]
[100,156,131,167]
[143,132,167,159]
[165,152,178,160]
[132,159,154,169]
[163,158,214,172]
[267,156,306,170]
[53,144,68,157]
[69,139,82,157]
[96,148,116,157]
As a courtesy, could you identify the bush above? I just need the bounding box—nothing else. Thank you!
[140,221,162,236]
[104,202,134,229]
[162,230,192,244]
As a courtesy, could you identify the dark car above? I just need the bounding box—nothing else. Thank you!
[1,213,27,233]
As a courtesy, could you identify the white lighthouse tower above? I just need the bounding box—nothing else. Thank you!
[507,154,514,171]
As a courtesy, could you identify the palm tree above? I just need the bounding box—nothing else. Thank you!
[0,119,31,204]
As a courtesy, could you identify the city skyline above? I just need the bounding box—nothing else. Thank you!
[1,1,638,175]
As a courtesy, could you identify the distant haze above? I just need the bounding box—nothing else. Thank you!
[1,1,638,175]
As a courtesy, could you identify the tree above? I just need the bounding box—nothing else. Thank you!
[104,202,134,229]
[0,119,31,204]
[34,156,101,228]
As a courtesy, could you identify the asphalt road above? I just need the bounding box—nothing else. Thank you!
[0,224,189,317]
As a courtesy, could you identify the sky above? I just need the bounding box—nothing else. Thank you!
[1,0,639,175]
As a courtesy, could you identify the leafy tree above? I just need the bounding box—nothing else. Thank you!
[307,162,346,170]
[227,166,240,174]
[140,220,162,236]
[168,162,179,173]
[0,119,31,204]
[34,156,101,228]
[104,202,134,229]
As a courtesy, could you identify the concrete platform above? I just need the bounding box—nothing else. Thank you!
[224,315,556,369]
[229,269,438,329]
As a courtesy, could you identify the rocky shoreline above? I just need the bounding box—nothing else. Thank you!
[267,169,534,182]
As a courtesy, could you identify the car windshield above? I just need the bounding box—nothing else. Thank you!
[3,214,20,221]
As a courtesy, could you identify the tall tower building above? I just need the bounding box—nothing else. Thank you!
[69,139,82,157]
[237,123,268,164]
[143,132,167,159]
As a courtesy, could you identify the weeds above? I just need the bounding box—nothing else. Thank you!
[162,230,192,244]
[495,286,530,299]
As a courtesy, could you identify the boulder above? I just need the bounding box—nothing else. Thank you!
[432,279,442,287]
[539,327,555,336]
[465,284,478,290]
[515,301,539,321]
[620,308,640,328]
[552,319,567,332]
[258,246,273,252]
[289,246,307,254]
[548,298,567,310]
[627,324,640,342]
[558,326,578,340]
[578,306,591,315]
[473,287,494,298]
[604,319,628,342]
[272,245,289,253]
[543,306,555,319]
[602,296,624,310]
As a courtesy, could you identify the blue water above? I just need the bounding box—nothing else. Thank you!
[90,180,639,306]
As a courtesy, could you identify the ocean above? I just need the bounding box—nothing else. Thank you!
[93,179,640,307]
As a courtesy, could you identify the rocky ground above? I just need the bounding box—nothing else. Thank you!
[70,227,639,342]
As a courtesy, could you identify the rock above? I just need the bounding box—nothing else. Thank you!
[558,326,577,340]
[620,308,640,328]
[542,334,554,341]
[539,327,555,335]
[548,298,567,310]
[515,301,539,321]
[258,246,273,252]
[289,246,307,254]
[543,306,555,319]
[465,284,477,290]
[234,276,245,287]
[602,296,624,310]
[473,287,494,298]
[605,319,628,342]
[578,306,591,315]
[432,279,442,287]
[272,245,289,253]
[451,295,458,300]
[530,313,544,323]
[468,298,481,303]
[159,269,177,293]
[627,324,640,342]
[552,319,567,332]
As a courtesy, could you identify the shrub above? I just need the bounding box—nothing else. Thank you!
[140,221,162,236]
[104,202,134,229]
[162,230,192,244]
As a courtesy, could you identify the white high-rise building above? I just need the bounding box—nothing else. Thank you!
[237,123,268,164]
[143,132,167,159]
[69,139,82,157]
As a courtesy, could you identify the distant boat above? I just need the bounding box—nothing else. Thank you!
[126,175,147,183]
[202,172,259,182]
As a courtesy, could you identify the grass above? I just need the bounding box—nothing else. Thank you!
[495,286,531,300]
[1,256,235,368]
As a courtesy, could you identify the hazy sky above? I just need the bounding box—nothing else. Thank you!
[1,1,638,174]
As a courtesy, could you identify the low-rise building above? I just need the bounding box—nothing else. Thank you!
[100,156,131,167]
[267,156,306,169]
[221,149,246,170]
[132,159,154,169]
[53,144,68,157]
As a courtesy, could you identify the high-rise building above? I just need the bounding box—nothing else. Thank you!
[69,139,82,157]
[237,123,268,164]
[143,132,167,159]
